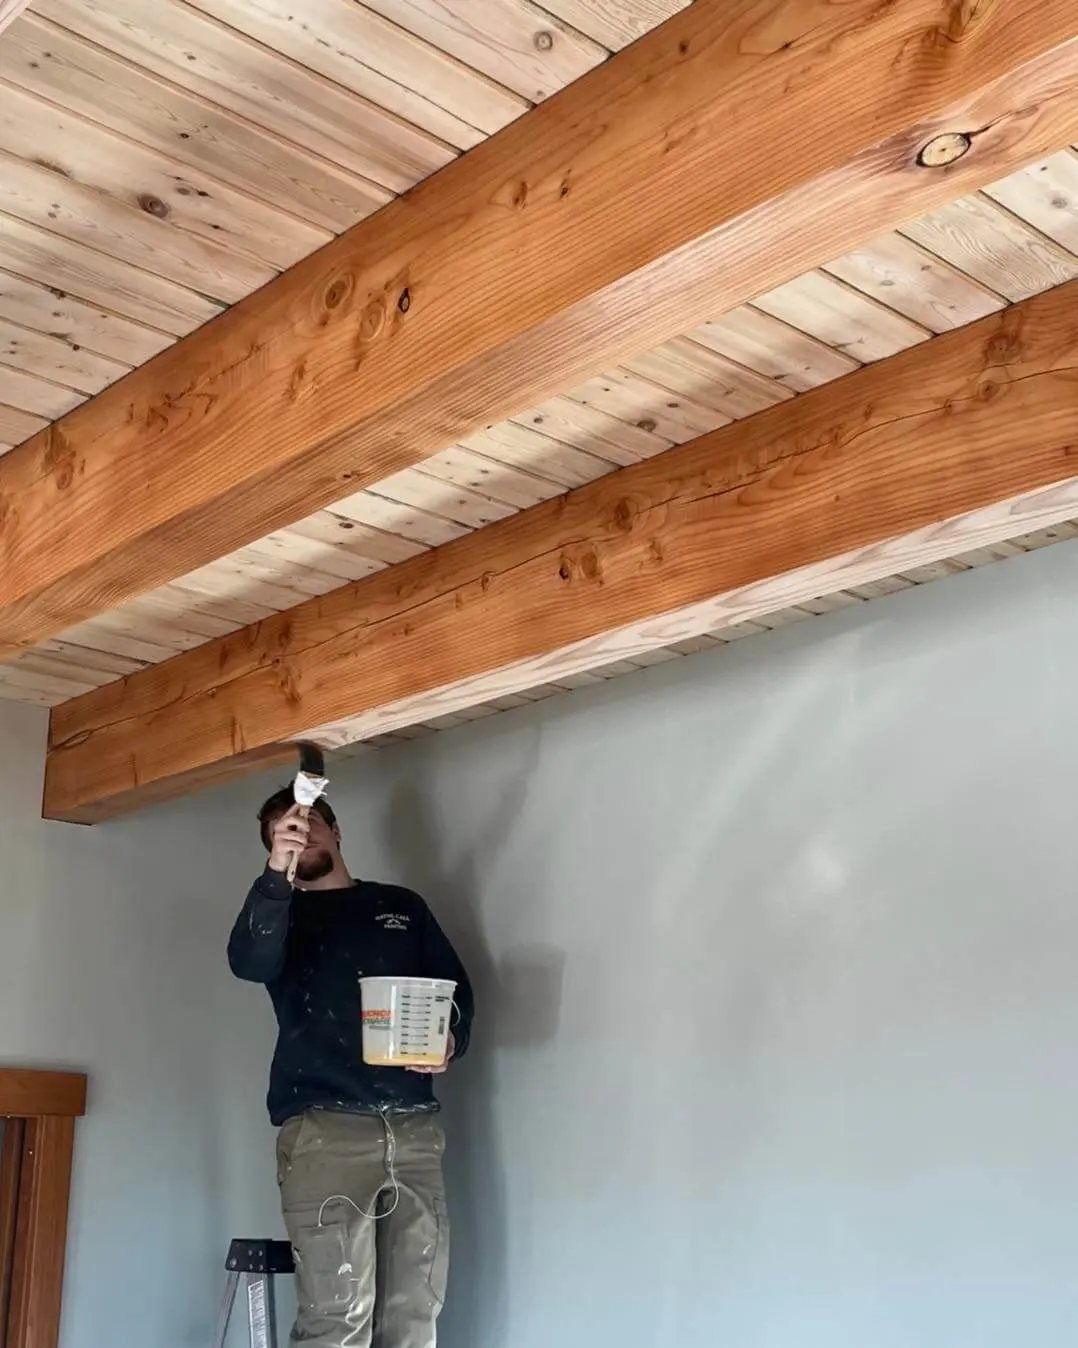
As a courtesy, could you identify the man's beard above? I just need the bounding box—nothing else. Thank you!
[296,849,334,883]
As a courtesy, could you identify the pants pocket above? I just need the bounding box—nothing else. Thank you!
[290,1217,355,1314]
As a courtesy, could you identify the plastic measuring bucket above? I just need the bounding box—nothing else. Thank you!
[359,976,457,1067]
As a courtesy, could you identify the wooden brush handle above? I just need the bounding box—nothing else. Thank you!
[285,804,310,884]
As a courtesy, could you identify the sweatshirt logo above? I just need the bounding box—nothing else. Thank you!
[376,912,410,932]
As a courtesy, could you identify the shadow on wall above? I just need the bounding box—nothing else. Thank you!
[381,738,566,1348]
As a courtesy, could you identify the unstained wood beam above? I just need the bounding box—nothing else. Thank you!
[44,281,1078,822]
[0,2,34,37]
[3,0,1078,659]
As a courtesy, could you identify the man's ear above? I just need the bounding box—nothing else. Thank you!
[333,824,342,845]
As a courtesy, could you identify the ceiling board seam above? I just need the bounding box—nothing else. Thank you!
[0,262,178,351]
[337,0,535,114]
[795,267,935,343]
[740,301,865,371]
[857,230,1010,307]
[0,354,97,399]
[166,0,473,153]
[0,309,134,377]
[416,451,564,504]
[584,366,731,440]
[512,0,614,51]
[22,11,401,213]
[0,199,228,314]
[969,184,1078,262]
[0,64,344,242]
[671,334,795,404]
[0,73,336,269]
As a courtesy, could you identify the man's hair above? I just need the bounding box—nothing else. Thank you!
[256,786,338,851]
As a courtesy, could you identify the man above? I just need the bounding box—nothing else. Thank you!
[228,786,474,1348]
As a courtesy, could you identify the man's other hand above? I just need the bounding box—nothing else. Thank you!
[407,1033,456,1075]
[267,804,310,875]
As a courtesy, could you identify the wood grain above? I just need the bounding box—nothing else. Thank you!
[0,319,129,396]
[0,1118,24,1348]
[823,234,1005,332]
[0,405,47,453]
[0,269,170,368]
[0,211,222,335]
[0,1073,86,1119]
[357,0,607,100]
[538,0,687,50]
[901,192,1078,300]
[6,1116,76,1348]
[0,16,389,234]
[183,0,528,138]
[0,1,31,37]
[6,0,1078,661]
[43,282,1078,821]
[37,0,478,162]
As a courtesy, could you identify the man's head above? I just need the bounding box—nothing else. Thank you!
[257,786,342,884]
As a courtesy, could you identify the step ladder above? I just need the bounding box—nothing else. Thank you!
[212,1238,294,1348]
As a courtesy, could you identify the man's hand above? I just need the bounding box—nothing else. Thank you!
[267,804,310,875]
[407,1033,455,1075]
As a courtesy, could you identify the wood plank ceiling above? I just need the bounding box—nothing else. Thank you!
[2,0,1078,747]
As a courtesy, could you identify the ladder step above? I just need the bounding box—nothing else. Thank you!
[225,1238,294,1275]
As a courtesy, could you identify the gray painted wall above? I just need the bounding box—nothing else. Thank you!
[0,704,282,1348]
[323,537,1078,1348]
[4,533,1078,1345]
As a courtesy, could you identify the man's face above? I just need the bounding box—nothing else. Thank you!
[289,806,341,883]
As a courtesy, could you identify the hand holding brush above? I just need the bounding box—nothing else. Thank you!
[285,740,329,885]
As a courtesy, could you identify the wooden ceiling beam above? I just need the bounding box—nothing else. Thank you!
[44,280,1078,821]
[3,0,1078,658]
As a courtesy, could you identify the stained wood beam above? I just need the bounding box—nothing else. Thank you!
[4,1,1078,659]
[44,281,1078,822]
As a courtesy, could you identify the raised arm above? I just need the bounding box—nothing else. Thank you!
[227,868,293,983]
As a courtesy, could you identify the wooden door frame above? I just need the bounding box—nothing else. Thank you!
[0,1071,87,1348]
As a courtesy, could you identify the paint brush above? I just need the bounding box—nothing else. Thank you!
[286,740,329,884]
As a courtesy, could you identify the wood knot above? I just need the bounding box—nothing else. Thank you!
[138,193,170,219]
[43,429,77,491]
[580,551,600,580]
[916,132,971,168]
[324,277,350,310]
[398,287,411,313]
[359,299,386,341]
[636,418,657,433]
[613,499,633,531]
[534,30,554,51]
[984,331,1020,364]
[558,559,572,581]
[512,180,528,209]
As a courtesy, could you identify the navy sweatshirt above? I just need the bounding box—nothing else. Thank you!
[228,869,474,1126]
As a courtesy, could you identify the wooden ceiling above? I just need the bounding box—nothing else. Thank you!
[1,0,1077,818]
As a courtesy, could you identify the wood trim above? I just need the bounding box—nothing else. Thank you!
[0,1076,85,1121]
[6,1118,76,1348]
[43,281,1078,821]
[4,0,1078,657]
[0,1120,25,1348]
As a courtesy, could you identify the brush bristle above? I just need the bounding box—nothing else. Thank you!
[295,740,326,776]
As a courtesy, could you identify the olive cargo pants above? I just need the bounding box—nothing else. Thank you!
[276,1109,449,1348]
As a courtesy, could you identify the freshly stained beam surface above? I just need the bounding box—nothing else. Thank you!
[43,282,1078,821]
[3,0,1078,659]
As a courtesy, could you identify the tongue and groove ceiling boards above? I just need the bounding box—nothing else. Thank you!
[0,1,1074,819]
